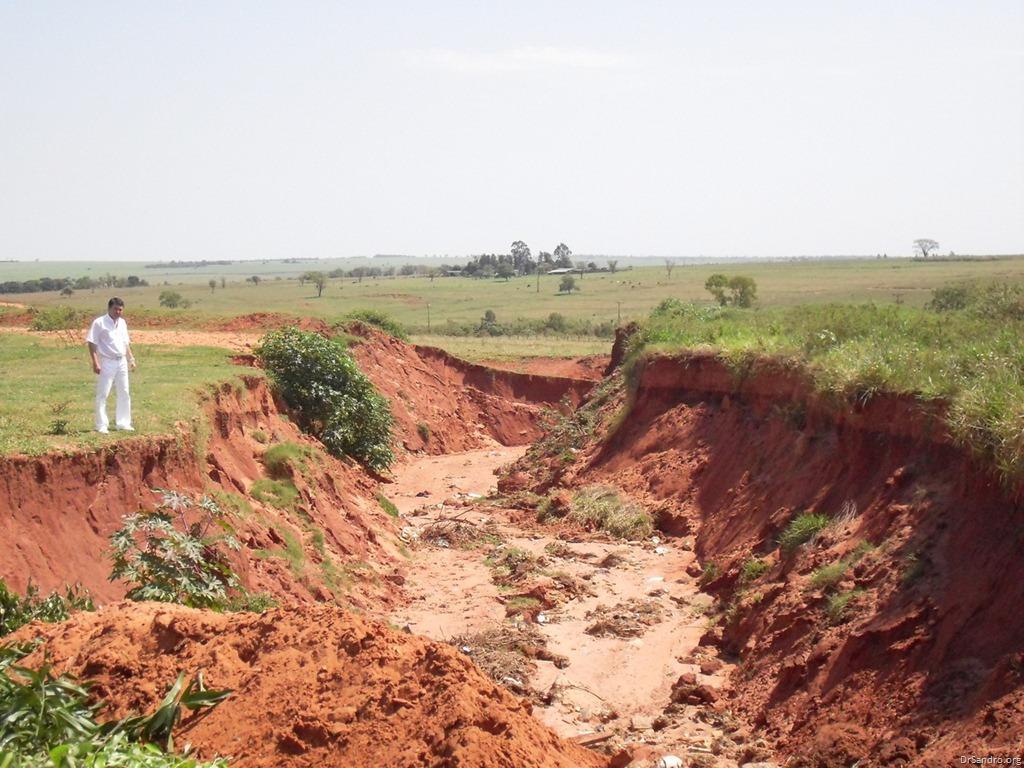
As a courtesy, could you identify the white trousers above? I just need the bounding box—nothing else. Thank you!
[95,357,132,431]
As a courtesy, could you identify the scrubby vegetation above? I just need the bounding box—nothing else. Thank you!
[256,327,394,472]
[109,490,241,609]
[778,512,830,555]
[0,582,93,638]
[341,309,409,340]
[629,285,1024,484]
[568,486,653,540]
[0,645,229,766]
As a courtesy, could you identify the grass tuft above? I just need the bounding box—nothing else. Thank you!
[778,512,830,555]
[569,485,653,540]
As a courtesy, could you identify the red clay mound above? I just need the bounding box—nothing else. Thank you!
[208,312,333,334]
[14,602,608,768]
[347,325,595,453]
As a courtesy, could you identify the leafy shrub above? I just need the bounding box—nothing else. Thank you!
[569,486,653,540]
[48,400,72,435]
[343,309,408,340]
[0,581,94,637]
[256,327,394,472]
[416,422,431,442]
[0,645,230,766]
[109,490,240,609]
[778,512,830,555]
[704,274,758,307]
[29,305,88,331]
[698,562,721,586]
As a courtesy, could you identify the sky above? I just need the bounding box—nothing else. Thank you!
[1,1,1021,261]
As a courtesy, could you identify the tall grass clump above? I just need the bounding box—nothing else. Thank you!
[256,327,394,472]
[569,486,653,540]
[628,288,1024,485]
[262,441,315,478]
[778,512,830,555]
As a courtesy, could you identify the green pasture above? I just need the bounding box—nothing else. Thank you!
[4,257,1024,334]
[0,333,252,456]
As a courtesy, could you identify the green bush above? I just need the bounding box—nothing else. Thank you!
[28,306,88,332]
[0,581,94,638]
[256,328,394,472]
[825,589,864,624]
[778,512,830,555]
[343,309,409,340]
[109,490,240,609]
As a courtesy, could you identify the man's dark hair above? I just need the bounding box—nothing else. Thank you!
[107,297,125,308]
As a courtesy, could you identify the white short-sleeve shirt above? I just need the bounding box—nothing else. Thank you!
[86,314,131,359]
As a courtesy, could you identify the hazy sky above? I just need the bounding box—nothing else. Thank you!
[1,1,1021,261]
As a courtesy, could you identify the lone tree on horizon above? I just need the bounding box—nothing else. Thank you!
[914,239,940,258]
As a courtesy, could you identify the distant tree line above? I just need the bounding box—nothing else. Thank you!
[0,274,149,295]
[144,259,232,269]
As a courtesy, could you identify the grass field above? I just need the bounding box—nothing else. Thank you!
[4,257,1024,334]
[409,334,612,361]
[0,333,252,455]
[630,297,1024,484]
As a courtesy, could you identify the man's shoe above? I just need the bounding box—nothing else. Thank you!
[117,426,135,432]
[97,428,109,434]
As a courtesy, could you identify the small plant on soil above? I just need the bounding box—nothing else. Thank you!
[416,421,431,442]
[809,541,875,592]
[109,490,241,609]
[250,477,299,510]
[251,428,269,444]
[48,400,72,435]
[486,547,542,587]
[504,595,542,620]
[739,557,770,585]
[0,644,231,766]
[778,512,831,555]
[262,441,315,478]
[256,327,395,472]
[585,598,664,638]
[569,486,654,540]
[698,561,721,586]
[826,588,865,624]
[0,580,94,638]
[377,493,399,518]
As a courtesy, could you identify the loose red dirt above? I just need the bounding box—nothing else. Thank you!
[13,602,608,768]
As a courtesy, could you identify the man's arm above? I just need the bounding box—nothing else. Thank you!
[87,341,101,374]
[126,341,136,370]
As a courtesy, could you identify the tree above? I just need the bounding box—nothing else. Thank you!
[496,263,515,281]
[159,290,191,309]
[553,242,573,268]
[510,240,532,274]
[307,271,328,297]
[559,275,578,293]
[704,274,757,307]
[665,258,676,278]
[247,275,261,285]
[914,239,939,258]
[208,279,216,294]
[607,259,618,273]
[220,277,226,289]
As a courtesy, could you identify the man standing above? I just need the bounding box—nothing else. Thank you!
[86,297,136,433]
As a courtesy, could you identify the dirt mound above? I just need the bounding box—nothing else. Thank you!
[347,325,595,453]
[207,312,333,334]
[14,602,608,768]
[481,356,610,382]
[510,352,1024,765]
